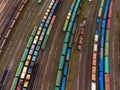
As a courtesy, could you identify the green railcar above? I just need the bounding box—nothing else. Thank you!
[105,42,109,56]
[21,48,29,62]
[70,12,76,22]
[55,86,60,90]
[58,56,65,70]
[38,0,42,4]
[104,56,109,73]
[55,70,62,86]
[31,26,38,37]
[74,2,79,12]
[64,32,70,43]
[98,7,102,17]
[10,77,18,90]
[46,24,53,35]
[67,22,73,32]
[100,0,105,8]
[26,36,33,48]
[105,30,109,42]
[15,62,24,77]
[63,19,69,32]
[61,43,67,56]
[41,35,49,50]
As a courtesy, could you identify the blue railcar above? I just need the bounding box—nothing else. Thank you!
[101,20,106,28]
[96,18,100,24]
[32,56,37,62]
[63,62,68,76]
[42,19,45,23]
[100,48,104,59]
[49,12,53,17]
[99,58,104,72]
[66,48,71,61]
[4,14,13,26]
[71,22,77,35]
[46,19,50,24]
[30,62,35,68]
[34,51,38,56]
[40,23,44,27]
[99,72,104,90]
[28,67,33,74]
[94,29,99,35]
[51,9,54,13]
[44,23,49,28]
[43,28,47,33]
[100,30,105,48]
[61,77,67,90]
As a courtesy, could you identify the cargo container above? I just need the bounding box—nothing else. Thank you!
[94,35,99,42]
[35,45,40,51]
[93,44,98,52]
[93,53,97,60]
[37,40,42,46]
[26,74,31,80]
[92,66,96,81]
[27,55,31,61]
[91,82,96,90]
[23,81,29,87]
[29,49,34,55]
[92,59,96,66]
[25,60,30,66]
[20,66,28,79]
